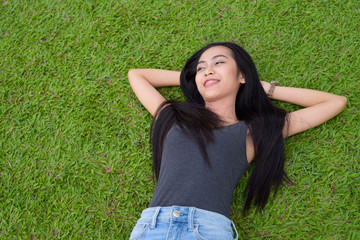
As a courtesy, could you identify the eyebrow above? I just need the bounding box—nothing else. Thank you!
[197,54,229,65]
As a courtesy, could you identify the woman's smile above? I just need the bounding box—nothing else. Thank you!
[204,78,220,87]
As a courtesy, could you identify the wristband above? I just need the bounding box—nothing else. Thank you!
[267,82,276,97]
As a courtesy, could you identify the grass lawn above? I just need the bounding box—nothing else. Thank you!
[1,0,359,239]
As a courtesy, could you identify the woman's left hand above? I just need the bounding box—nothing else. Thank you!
[260,81,271,95]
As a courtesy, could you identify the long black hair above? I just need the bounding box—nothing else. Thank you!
[151,42,289,211]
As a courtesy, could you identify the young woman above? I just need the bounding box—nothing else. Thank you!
[127,42,346,240]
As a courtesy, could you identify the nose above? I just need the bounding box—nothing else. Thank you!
[204,67,214,76]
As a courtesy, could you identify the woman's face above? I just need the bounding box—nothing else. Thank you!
[195,46,245,104]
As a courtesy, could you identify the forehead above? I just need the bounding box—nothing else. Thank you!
[199,46,233,61]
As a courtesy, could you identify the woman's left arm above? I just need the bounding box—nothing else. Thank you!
[261,81,347,137]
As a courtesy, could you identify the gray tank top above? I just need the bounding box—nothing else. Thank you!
[149,121,249,218]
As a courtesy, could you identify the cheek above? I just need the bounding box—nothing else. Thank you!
[195,75,201,89]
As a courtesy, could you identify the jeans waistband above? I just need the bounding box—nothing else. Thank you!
[139,206,238,239]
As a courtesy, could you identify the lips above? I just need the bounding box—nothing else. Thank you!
[204,79,220,87]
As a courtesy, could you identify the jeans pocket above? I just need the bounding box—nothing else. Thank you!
[194,223,233,240]
[129,223,149,240]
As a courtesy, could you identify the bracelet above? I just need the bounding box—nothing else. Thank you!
[267,81,276,97]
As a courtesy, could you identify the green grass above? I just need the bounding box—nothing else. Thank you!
[1,0,359,239]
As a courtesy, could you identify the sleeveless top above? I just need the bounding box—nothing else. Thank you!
[149,121,249,218]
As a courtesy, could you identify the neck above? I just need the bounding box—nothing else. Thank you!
[205,100,238,126]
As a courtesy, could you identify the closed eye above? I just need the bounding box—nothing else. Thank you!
[197,66,205,72]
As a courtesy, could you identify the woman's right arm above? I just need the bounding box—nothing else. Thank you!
[127,69,180,116]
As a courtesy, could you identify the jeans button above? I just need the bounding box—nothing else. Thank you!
[173,210,180,217]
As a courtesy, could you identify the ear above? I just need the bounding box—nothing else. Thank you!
[238,72,246,84]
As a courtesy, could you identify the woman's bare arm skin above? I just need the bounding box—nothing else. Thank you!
[262,81,347,137]
[128,69,180,116]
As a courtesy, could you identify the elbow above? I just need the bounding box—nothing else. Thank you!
[128,69,140,83]
[336,96,347,113]
[127,69,136,80]
[340,96,347,109]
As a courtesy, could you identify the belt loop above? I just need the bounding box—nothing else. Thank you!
[231,221,239,240]
[150,207,161,229]
[188,207,195,231]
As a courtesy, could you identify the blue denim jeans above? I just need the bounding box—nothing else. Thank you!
[130,206,238,240]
